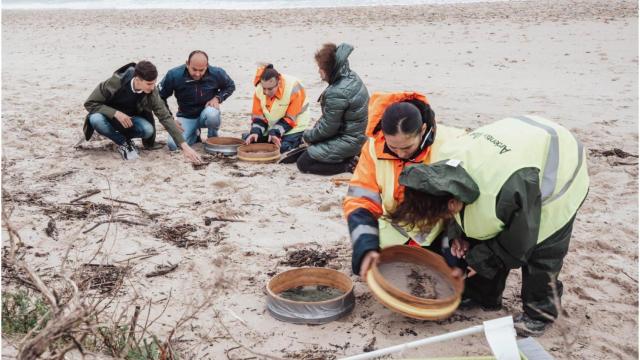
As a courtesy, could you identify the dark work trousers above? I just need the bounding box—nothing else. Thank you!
[463,215,576,322]
[296,150,352,176]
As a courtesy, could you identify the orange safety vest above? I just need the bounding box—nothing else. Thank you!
[344,92,465,247]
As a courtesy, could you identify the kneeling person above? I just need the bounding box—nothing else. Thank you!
[297,43,369,175]
[159,50,236,150]
[245,64,310,153]
[83,61,201,163]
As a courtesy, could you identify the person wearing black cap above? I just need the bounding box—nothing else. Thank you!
[390,115,589,336]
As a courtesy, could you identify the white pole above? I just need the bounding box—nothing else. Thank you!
[340,324,485,360]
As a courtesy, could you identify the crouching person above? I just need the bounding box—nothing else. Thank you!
[83,60,202,163]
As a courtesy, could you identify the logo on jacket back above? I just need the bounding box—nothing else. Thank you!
[469,131,512,155]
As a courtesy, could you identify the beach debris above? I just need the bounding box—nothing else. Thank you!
[399,328,418,336]
[45,218,58,239]
[145,263,178,278]
[82,218,146,234]
[408,268,438,298]
[363,337,377,352]
[70,189,101,203]
[75,263,127,294]
[154,223,208,248]
[283,345,337,360]
[203,216,244,225]
[280,248,338,267]
[39,170,76,182]
[590,148,639,166]
[330,177,352,186]
[589,148,638,158]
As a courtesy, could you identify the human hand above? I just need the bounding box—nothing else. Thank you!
[451,238,470,259]
[114,111,133,128]
[245,133,259,145]
[180,143,203,164]
[359,250,380,278]
[206,97,220,109]
[268,135,281,148]
[451,266,477,279]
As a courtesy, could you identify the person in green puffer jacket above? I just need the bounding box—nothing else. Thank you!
[296,43,369,175]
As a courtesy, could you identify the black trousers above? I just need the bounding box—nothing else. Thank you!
[296,150,352,176]
[463,215,576,322]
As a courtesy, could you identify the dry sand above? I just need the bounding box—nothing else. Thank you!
[1,0,638,358]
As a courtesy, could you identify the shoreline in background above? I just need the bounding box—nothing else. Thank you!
[2,0,509,10]
[2,0,637,358]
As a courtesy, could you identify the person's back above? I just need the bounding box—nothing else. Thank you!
[297,43,369,175]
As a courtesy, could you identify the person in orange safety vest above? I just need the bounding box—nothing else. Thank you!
[343,92,465,278]
[244,64,310,153]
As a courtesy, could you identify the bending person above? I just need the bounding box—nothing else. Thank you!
[296,43,369,175]
[343,91,465,278]
[245,64,310,153]
[391,115,589,336]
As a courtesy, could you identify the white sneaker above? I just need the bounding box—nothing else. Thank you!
[117,140,139,160]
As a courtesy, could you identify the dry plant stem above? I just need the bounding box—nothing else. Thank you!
[146,264,179,278]
[82,218,146,234]
[70,189,101,203]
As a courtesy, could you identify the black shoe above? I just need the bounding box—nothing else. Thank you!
[513,313,549,337]
[347,156,359,173]
[459,298,502,311]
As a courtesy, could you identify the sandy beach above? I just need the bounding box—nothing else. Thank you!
[1,0,638,358]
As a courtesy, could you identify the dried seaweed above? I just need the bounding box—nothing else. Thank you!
[280,248,338,267]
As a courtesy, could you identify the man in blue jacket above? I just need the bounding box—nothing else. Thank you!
[159,50,236,150]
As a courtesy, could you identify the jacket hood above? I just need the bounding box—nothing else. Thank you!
[114,62,136,78]
[365,91,435,138]
[329,43,353,84]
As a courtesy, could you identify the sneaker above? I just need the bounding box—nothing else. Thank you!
[459,297,502,311]
[513,313,549,337]
[117,140,139,160]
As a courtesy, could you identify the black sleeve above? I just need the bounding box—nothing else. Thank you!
[348,208,380,275]
[215,68,236,103]
[465,167,542,279]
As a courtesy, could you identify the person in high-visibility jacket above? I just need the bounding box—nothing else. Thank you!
[245,64,310,153]
[343,92,465,279]
[389,115,589,336]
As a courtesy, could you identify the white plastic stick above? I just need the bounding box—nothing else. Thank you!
[339,324,485,360]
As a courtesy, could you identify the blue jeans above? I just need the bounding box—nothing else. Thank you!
[167,107,221,151]
[89,113,154,146]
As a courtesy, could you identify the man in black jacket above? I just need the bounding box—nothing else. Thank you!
[83,61,202,163]
[159,50,236,150]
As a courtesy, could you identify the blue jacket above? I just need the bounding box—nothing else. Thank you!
[159,64,236,118]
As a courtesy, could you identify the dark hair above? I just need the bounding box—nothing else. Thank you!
[380,101,423,135]
[374,99,435,136]
[314,43,337,77]
[134,61,158,81]
[260,64,280,82]
[385,187,453,233]
[188,50,209,63]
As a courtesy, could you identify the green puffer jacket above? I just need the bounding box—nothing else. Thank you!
[303,43,369,163]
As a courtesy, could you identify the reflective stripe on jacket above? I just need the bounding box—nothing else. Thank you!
[434,115,589,243]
